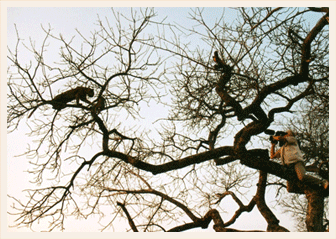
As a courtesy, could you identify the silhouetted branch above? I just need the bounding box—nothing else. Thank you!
[117,202,139,232]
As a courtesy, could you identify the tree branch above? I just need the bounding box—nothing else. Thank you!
[254,169,289,232]
[300,10,329,76]
[251,7,283,31]
[216,191,256,227]
[103,146,233,175]
[117,202,139,232]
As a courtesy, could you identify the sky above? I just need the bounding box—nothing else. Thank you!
[2,1,335,238]
[3,2,224,230]
[4,5,250,233]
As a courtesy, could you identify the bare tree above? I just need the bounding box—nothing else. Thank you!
[278,86,329,231]
[7,7,329,232]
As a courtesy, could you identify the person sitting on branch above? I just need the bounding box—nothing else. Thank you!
[270,130,328,190]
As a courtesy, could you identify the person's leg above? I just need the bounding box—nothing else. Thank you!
[293,161,306,181]
[294,161,328,189]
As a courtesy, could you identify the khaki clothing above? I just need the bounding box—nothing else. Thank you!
[273,135,327,191]
[275,136,303,165]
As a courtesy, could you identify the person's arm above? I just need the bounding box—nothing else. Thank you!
[270,143,280,159]
[272,134,288,142]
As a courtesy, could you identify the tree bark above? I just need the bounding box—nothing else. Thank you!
[305,189,325,232]
[255,170,289,232]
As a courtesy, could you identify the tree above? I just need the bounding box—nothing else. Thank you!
[7,7,329,232]
[278,80,329,231]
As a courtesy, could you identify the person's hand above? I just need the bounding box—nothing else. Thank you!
[270,136,278,145]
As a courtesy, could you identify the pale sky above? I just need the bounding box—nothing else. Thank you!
[5,4,248,234]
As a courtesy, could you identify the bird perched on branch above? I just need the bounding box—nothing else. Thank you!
[213,51,232,73]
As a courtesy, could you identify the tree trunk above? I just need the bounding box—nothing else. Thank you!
[305,189,325,231]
